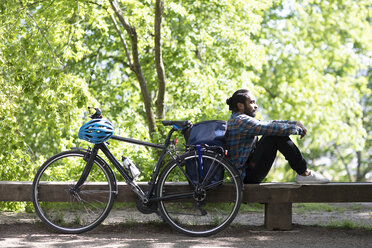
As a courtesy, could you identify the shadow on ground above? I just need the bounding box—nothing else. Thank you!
[1,222,371,248]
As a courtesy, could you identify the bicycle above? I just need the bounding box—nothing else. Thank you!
[32,108,242,237]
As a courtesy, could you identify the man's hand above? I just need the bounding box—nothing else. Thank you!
[296,121,307,139]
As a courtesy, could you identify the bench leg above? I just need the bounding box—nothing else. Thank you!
[264,203,292,230]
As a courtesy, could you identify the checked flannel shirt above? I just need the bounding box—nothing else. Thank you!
[225,112,304,178]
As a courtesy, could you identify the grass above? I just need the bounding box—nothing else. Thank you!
[324,218,372,231]
[292,203,372,231]
[240,203,264,213]
[54,212,66,226]
[348,203,364,211]
[293,203,347,214]
[239,203,353,214]
[120,218,137,228]
[112,202,360,215]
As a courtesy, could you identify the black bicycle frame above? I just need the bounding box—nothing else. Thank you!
[76,127,178,203]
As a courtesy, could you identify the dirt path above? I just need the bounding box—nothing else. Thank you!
[1,203,372,248]
[1,223,372,248]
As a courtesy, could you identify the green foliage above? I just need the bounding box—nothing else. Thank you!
[256,0,371,181]
[162,0,271,122]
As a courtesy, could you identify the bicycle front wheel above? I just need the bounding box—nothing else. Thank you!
[32,150,116,234]
[157,151,242,237]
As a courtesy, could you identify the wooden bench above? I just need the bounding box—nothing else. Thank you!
[1,181,372,230]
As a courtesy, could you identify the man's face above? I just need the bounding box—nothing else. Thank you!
[241,93,258,117]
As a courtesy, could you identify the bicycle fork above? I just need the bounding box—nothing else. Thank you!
[71,146,100,193]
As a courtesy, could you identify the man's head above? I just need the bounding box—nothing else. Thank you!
[226,89,258,117]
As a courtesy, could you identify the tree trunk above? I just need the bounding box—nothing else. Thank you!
[154,0,166,120]
[356,151,362,182]
[334,145,352,182]
[109,0,156,136]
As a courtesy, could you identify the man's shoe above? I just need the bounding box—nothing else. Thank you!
[296,170,330,184]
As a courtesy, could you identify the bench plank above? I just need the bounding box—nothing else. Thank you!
[3,182,372,203]
[243,183,372,203]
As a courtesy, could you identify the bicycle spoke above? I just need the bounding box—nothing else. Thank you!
[33,151,115,233]
[157,151,242,237]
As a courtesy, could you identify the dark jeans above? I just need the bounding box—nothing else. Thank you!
[244,136,307,184]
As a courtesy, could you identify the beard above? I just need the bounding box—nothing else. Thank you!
[244,103,256,117]
[245,110,256,117]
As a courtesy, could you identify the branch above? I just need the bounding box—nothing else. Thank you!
[108,0,135,34]
[262,85,277,99]
[85,1,108,10]
[4,1,48,40]
[109,14,133,69]
[105,55,130,67]
[359,166,372,182]
[358,153,372,182]
[334,145,352,182]
[154,0,166,120]
[20,0,49,10]
[109,0,156,136]
[57,24,74,58]
[25,11,59,63]
[62,51,131,72]
[88,44,103,86]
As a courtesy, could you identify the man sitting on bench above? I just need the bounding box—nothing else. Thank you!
[225,89,329,184]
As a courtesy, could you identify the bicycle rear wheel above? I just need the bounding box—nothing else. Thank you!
[32,150,116,233]
[157,151,242,237]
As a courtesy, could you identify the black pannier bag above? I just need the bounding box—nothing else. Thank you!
[182,120,226,186]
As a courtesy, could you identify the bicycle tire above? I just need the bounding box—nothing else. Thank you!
[156,150,242,237]
[32,150,116,234]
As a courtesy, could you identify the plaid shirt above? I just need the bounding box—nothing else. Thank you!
[225,112,303,177]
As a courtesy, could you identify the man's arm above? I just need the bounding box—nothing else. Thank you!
[272,120,307,138]
[272,120,297,125]
[238,116,304,137]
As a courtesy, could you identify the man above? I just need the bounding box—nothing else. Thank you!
[225,89,329,184]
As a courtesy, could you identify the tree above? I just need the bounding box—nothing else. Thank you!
[0,0,270,181]
[0,0,272,212]
[109,0,157,136]
[257,0,371,181]
[356,67,372,181]
[1,0,94,176]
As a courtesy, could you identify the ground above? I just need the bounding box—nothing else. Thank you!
[1,203,371,247]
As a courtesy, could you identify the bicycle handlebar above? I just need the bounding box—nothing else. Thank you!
[161,120,192,130]
[88,107,102,119]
